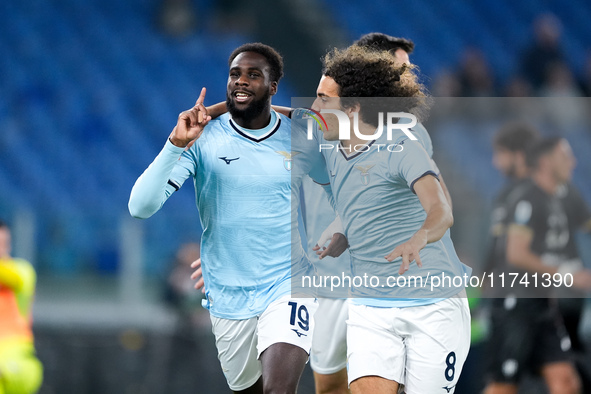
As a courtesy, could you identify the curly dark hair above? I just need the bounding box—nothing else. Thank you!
[354,33,415,54]
[322,45,428,127]
[228,43,284,83]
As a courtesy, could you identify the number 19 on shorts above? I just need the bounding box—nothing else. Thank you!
[288,301,310,333]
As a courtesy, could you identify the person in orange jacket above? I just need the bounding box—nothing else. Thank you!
[0,220,42,394]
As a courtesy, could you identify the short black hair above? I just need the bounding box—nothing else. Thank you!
[493,122,540,152]
[354,33,415,54]
[526,136,563,169]
[228,43,284,83]
[0,219,7,229]
[322,45,428,127]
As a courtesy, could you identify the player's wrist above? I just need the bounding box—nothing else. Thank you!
[168,129,189,148]
[168,136,187,148]
[413,228,429,243]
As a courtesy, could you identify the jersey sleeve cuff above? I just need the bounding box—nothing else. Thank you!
[165,138,187,154]
[409,171,439,194]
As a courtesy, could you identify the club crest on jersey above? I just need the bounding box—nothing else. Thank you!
[275,151,301,171]
[354,164,375,185]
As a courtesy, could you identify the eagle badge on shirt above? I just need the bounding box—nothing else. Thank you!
[276,151,301,171]
[354,164,375,186]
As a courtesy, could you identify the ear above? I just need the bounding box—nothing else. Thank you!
[344,102,361,119]
[269,81,278,96]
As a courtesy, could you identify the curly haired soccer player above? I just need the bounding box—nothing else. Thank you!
[305,45,471,394]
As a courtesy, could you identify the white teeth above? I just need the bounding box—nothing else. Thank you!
[235,92,250,102]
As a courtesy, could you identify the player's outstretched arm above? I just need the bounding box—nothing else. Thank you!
[272,105,293,117]
[385,175,453,274]
[205,101,227,120]
[429,158,453,210]
[439,174,453,211]
[129,89,209,218]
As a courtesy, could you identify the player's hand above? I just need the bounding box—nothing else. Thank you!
[313,233,348,259]
[385,230,427,275]
[313,216,348,259]
[190,258,205,293]
[170,87,211,148]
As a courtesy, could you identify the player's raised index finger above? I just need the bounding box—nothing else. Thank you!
[194,87,207,107]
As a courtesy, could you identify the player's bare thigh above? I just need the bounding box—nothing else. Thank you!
[313,368,349,394]
[260,342,309,394]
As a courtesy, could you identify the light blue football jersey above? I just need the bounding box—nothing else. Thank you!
[290,108,459,304]
[410,122,433,158]
[131,110,320,319]
[299,122,432,299]
[320,129,471,307]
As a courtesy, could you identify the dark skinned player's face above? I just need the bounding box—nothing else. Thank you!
[226,51,277,121]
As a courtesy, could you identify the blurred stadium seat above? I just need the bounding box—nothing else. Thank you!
[0,0,297,275]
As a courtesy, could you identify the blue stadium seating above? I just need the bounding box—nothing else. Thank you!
[0,0,297,275]
[322,0,591,79]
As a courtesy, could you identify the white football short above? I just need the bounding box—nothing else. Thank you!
[210,295,318,391]
[346,292,471,393]
[310,298,348,374]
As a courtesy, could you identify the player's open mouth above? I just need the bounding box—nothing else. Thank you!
[234,91,252,103]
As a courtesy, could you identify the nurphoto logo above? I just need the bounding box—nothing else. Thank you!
[302,109,418,152]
